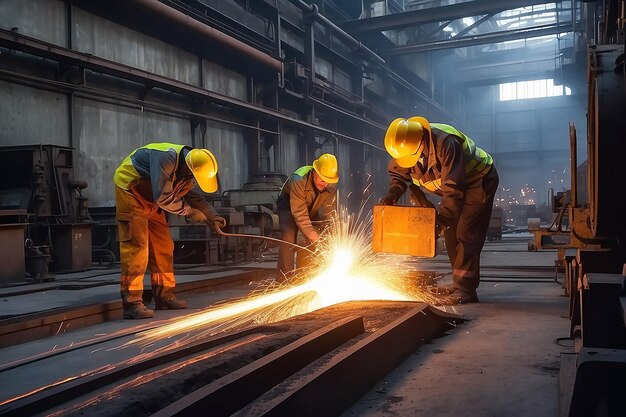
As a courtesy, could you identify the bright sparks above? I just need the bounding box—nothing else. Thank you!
[123,207,437,349]
[1,207,442,409]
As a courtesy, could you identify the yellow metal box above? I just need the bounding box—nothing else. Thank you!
[372,205,437,257]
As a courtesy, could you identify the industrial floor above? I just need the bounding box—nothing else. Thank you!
[343,243,569,417]
[0,236,571,416]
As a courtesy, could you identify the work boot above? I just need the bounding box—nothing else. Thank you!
[153,285,187,310]
[123,303,154,319]
[433,290,479,306]
[429,284,456,295]
[155,297,187,310]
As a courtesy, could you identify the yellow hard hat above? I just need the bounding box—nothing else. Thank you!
[312,153,339,184]
[185,148,218,193]
[384,116,430,168]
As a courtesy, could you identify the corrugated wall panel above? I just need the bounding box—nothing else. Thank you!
[0,0,67,47]
[281,129,300,175]
[74,98,190,206]
[73,7,199,86]
[202,59,247,100]
[0,80,69,146]
[205,120,247,193]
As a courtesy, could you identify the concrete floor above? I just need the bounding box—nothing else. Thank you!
[0,237,572,416]
[343,239,570,417]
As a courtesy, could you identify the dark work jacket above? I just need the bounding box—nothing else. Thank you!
[278,166,337,237]
[387,126,492,229]
[114,143,217,221]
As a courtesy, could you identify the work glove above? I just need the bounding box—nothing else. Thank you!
[379,193,397,206]
[209,216,227,232]
[308,230,320,244]
[408,184,435,208]
[186,208,208,224]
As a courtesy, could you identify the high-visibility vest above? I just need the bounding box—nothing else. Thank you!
[294,165,313,177]
[280,165,313,192]
[113,142,187,190]
[413,124,493,193]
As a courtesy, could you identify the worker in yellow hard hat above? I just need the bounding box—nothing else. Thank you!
[276,153,339,278]
[113,143,226,319]
[381,117,499,305]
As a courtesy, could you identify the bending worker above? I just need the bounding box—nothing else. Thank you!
[381,117,499,305]
[114,143,226,319]
[276,153,339,278]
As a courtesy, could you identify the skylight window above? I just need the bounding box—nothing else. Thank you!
[499,79,572,101]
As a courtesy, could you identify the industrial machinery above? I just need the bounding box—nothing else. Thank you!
[222,172,284,232]
[0,145,93,283]
[555,2,626,415]
[221,172,285,260]
[167,173,285,265]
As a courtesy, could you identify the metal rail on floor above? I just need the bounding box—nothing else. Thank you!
[153,304,463,417]
[0,316,365,417]
[0,327,275,416]
[0,268,274,348]
[152,316,366,417]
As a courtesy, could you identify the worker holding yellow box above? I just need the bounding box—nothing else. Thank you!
[380,117,499,305]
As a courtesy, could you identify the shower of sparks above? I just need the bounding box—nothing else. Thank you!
[0,204,446,410]
[121,205,440,350]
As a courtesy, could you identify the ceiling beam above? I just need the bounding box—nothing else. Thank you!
[341,0,557,34]
[385,22,572,55]
[439,43,561,68]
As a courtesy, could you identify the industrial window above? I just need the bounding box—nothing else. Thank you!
[499,79,571,101]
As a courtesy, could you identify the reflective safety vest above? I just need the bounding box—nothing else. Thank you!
[113,142,187,190]
[280,165,313,192]
[294,165,313,177]
[412,124,493,193]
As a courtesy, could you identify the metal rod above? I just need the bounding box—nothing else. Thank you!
[214,225,315,254]
[292,0,386,66]
[128,0,282,71]
[569,122,577,208]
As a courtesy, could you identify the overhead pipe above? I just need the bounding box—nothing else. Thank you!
[289,0,462,127]
[127,0,282,72]
[291,0,386,66]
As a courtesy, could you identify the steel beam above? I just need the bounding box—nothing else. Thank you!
[234,304,463,417]
[440,43,560,69]
[567,347,626,417]
[151,316,365,417]
[580,273,626,349]
[386,22,573,55]
[341,0,558,33]
[0,326,280,417]
[0,268,273,349]
[289,0,385,65]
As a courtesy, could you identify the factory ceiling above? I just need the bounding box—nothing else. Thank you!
[337,0,579,87]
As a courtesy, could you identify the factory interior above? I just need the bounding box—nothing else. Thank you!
[1,0,625,416]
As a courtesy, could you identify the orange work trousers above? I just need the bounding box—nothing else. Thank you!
[115,185,176,306]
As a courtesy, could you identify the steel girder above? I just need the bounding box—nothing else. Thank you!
[341,0,559,34]
[386,22,573,55]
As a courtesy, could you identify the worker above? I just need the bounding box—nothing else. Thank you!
[381,117,499,305]
[114,143,226,319]
[276,153,339,278]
